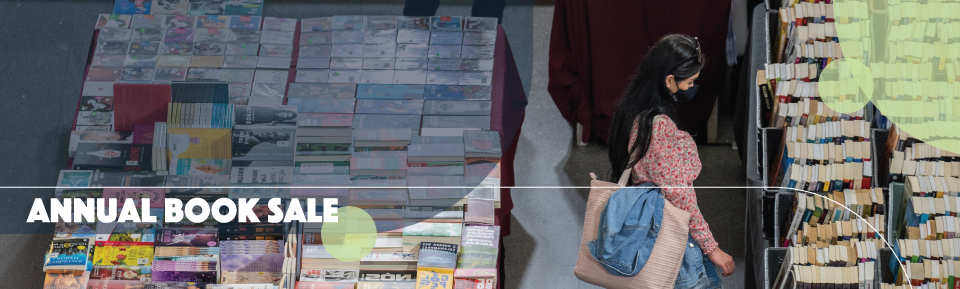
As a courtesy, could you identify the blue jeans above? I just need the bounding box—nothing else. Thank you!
[675,234,723,289]
[403,0,507,23]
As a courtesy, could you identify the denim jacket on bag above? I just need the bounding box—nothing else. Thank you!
[587,184,723,288]
[587,184,663,276]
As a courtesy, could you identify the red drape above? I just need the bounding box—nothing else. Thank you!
[548,0,732,143]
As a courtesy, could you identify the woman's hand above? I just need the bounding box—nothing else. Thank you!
[707,248,735,277]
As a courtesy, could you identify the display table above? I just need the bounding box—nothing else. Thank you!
[73,23,528,288]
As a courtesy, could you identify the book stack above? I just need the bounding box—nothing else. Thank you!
[463,130,502,206]
[151,227,221,286]
[167,82,233,129]
[769,117,873,191]
[883,126,960,187]
[401,218,463,254]
[218,240,285,284]
[455,198,499,286]
[415,242,460,288]
[771,191,882,288]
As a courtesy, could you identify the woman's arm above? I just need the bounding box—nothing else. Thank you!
[638,117,719,254]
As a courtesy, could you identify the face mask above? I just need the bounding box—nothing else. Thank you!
[671,79,699,103]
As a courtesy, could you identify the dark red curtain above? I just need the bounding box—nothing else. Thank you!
[549,0,732,143]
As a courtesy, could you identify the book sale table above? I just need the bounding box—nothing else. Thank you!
[70,19,527,289]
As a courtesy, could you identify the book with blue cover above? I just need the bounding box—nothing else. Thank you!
[356,84,424,99]
[44,239,92,271]
[113,0,151,14]
[287,98,356,113]
[423,85,492,100]
[354,99,424,115]
[417,242,459,268]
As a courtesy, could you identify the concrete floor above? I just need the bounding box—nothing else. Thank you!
[0,1,746,288]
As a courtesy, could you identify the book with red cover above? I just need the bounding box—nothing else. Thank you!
[113,84,171,131]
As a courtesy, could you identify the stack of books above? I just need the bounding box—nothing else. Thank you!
[219,240,285,284]
[882,126,960,187]
[151,227,221,286]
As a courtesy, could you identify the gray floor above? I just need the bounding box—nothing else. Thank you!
[0,1,746,288]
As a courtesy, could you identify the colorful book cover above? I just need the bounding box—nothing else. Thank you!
[113,0,151,14]
[229,16,262,30]
[464,199,495,225]
[224,1,262,16]
[44,239,91,269]
[462,130,501,155]
[403,223,462,237]
[456,225,499,270]
[57,170,94,189]
[287,98,356,113]
[430,16,462,30]
[43,269,90,289]
[415,267,454,289]
[287,83,357,98]
[423,85,491,100]
[354,128,413,141]
[356,84,425,99]
[417,242,459,269]
[173,159,231,175]
[355,99,424,115]
[155,228,219,247]
[219,271,283,284]
[196,15,229,28]
[103,188,165,208]
[92,241,154,266]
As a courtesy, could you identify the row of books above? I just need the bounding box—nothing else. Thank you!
[882,126,960,187]
[111,0,263,16]
[297,16,496,86]
[779,189,887,247]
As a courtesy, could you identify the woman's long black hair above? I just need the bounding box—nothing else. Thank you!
[608,34,705,183]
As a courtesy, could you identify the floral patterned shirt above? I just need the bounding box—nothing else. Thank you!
[628,115,718,254]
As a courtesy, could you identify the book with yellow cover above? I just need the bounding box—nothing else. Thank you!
[166,128,232,166]
[416,267,454,289]
[92,241,154,266]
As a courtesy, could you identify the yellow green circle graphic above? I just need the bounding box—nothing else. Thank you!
[320,206,377,262]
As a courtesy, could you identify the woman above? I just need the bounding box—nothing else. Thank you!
[607,34,734,286]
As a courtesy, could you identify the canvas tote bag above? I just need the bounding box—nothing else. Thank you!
[574,167,692,289]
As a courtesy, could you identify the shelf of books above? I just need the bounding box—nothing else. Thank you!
[753,0,960,287]
[47,1,508,288]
